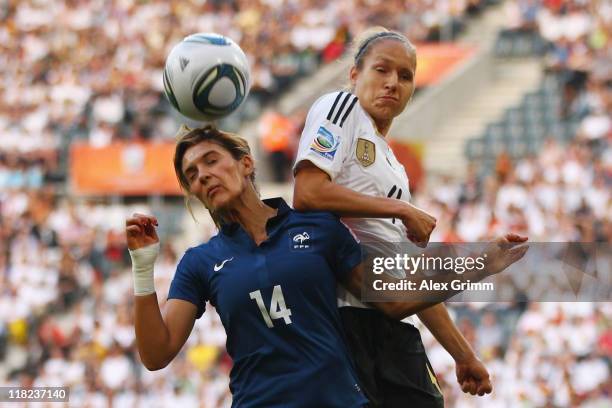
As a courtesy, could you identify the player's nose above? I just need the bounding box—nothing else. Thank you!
[197,166,212,185]
[384,72,399,90]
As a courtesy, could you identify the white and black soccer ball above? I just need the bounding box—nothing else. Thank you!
[163,33,251,122]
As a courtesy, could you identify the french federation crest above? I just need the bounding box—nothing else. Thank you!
[356,138,376,167]
[289,228,314,252]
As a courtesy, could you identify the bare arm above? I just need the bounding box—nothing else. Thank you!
[418,305,492,395]
[294,161,411,218]
[417,305,475,362]
[127,213,198,371]
[134,295,197,371]
[341,234,528,320]
[294,162,436,246]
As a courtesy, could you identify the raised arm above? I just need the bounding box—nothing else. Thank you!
[127,213,197,371]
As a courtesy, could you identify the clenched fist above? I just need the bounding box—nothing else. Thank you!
[400,203,437,248]
[126,213,159,250]
[456,356,492,396]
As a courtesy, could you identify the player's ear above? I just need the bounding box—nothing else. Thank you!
[349,66,358,89]
[240,155,255,178]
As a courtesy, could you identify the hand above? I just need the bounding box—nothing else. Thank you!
[482,233,529,277]
[456,356,492,396]
[126,213,159,250]
[400,203,436,248]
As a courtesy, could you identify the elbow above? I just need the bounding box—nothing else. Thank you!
[142,359,169,371]
[140,353,171,371]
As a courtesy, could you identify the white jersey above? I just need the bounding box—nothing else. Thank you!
[294,91,413,309]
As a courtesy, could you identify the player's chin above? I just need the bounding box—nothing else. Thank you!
[373,106,401,121]
[208,190,238,212]
[207,194,227,211]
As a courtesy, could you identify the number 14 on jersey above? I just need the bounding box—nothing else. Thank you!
[249,285,293,328]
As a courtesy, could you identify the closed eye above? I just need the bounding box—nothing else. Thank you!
[400,70,413,81]
[187,171,197,184]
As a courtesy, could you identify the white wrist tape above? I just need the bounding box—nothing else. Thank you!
[129,242,160,296]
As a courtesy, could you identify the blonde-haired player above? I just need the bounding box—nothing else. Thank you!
[294,28,492,407]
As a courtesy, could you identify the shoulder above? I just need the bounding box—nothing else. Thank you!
[308,90,360,128]
[286,211,359,252]
[289,210,343,229]
[178,239,220,269]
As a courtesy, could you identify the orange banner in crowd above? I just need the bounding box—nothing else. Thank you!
[70,142,182,195]
[414,43,476,87]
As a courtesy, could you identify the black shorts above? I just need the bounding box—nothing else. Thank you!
[339,307,444,408]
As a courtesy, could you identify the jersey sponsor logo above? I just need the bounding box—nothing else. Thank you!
[214,257,234,272]
[356,138,376,167]
[290,229,313,251]
[310,126,339,160]
[326,92,358,128]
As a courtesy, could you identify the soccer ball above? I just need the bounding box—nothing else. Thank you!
[163,33,251,122]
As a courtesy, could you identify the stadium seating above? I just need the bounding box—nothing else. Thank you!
[1,1,609,406]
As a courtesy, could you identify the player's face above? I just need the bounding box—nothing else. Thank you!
[181,141,253,210]
[350,39,416,130]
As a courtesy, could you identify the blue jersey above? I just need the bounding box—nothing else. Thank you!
[168,198,367,408]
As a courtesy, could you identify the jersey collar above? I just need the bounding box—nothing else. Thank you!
[220,197,292,246]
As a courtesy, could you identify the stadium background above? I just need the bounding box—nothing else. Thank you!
[1,0,610,406]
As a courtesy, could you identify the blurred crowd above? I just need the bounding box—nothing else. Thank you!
[422,302,611,407]
[420,136,610,243]
[414,133,611,407]
[1,0,492,168]
[1,0,499,190]
[1,0,610,407]
[415,1,612,402]
[500,0,611,118]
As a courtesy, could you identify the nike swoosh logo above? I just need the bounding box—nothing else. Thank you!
[214,257,234,272]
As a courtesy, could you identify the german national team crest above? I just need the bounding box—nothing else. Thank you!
[356,138,375,167]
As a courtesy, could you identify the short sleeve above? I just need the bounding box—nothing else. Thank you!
[293,91,359,181]
[331,220,363,281]
[168,248,209,319]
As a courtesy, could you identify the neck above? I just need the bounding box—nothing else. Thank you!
[226,188,276,245]
[374,118,392,136]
